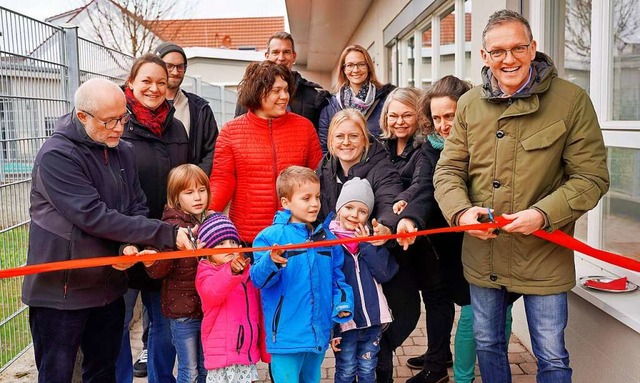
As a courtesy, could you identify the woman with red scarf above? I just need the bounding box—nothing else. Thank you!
[115,53,189,383]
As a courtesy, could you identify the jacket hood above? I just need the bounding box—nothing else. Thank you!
[481,51,557,102]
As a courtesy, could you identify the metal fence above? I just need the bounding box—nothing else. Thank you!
[0,6,236,372]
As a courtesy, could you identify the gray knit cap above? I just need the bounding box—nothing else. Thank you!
[154,42,188,67]
[336,177,375,217]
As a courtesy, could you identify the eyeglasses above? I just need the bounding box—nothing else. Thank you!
[333,133,362,144]
[387,113,415,123]
[432,114,455,124]
[343,62,368,72]
[82,110,130,130]
[484,43,532,61]
[166,63,187,72]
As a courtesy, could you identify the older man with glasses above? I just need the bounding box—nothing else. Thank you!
[22,78,196,383]
[434,9,610,383]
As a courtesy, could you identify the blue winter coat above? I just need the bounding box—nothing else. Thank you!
[250,210,354,354]
[337,242,398,334]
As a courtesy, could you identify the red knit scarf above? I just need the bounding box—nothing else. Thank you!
[125,87,169,136]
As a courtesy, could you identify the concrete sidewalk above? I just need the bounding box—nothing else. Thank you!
[0,305,538,382]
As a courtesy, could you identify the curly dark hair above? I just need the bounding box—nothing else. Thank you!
[237,60,296,112]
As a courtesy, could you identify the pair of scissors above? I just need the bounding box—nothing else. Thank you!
[187,226,198,250]
[486,208,500,235]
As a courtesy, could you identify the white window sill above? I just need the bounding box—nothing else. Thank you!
[573,253,640,333]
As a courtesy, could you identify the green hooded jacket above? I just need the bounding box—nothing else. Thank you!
[434,52,610,295]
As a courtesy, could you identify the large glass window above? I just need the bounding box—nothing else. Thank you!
[439,6,455,77]
[564,0,591,92]
[612,0,640,120]
[420,23,433,87]
[464,0,473,80]
[602,147,640,261]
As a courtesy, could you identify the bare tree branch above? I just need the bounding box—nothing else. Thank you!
[81,0,190,57]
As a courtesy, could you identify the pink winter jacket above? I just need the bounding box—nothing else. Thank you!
[195,260,270,370]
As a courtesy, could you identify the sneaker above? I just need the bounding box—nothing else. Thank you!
[133,349,148,378]
[405,369,449,383]
[406,353,453,370]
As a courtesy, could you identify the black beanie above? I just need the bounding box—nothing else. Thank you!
[154,42,188,67]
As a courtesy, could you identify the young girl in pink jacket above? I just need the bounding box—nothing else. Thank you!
[195,213,270,383]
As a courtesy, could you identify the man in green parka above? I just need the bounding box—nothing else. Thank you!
[433,9,609,383]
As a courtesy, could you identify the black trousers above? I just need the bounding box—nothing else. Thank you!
[421,287,454,372]
[30,297,125,383]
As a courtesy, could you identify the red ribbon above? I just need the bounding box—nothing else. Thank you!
[1,218,638,278]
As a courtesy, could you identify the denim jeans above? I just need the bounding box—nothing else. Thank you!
[453,304,513,383]
[29,297,124,383]
[116,289,176,383]
[470,284,572,383]
[170,317,207,383]
[334,325,382,383]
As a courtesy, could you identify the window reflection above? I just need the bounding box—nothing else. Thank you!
[612,0,640,120]
[603,147,640,261]
[564,0,591,92]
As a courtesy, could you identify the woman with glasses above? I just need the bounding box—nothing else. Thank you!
[317,108,403,249]
[116,53,190,383]
[318,45,395,153]
[370,87,451,383]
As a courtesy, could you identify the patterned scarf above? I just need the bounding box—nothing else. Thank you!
[329,220,359,254]
[427,133,445,150]
[125,87,169,136]
[338,81,376,114]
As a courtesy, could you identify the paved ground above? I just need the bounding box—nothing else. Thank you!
[0,304,537,382]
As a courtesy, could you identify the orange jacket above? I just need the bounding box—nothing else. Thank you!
[209,111,323,242]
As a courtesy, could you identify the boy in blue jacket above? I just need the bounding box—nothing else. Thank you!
[328,177,399,383]
[251,165,354,383]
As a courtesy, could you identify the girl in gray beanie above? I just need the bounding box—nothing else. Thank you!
[330,177,398,383]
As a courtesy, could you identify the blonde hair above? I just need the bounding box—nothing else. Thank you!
[379,87,427,141]
[327,108,371,158]
[276,166,320,200]
[166,164,210,210]
[336,45,382,90]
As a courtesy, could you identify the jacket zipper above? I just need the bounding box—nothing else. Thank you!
[272,294,284,343]
[268,119,278,212]
[242,281,254,363]
[353,252,372,327]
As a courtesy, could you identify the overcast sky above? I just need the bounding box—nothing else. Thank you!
[0,0,287,22]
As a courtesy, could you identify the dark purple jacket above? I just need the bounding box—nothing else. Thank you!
[22,113,177,310]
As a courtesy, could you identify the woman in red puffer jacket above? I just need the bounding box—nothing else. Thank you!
[208,61,323,244]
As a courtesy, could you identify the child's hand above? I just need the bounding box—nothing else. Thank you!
[230,253,249,275]
[337,311,351,318]
[354,223,370,238]
[113,245,139,270]
[393,200,407,214]
[137,248,158,267]
[369,218,390,246]
[330,338,342,352]
[270,244,288,267]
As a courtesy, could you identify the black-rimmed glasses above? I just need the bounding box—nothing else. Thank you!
[82,110,130,130]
